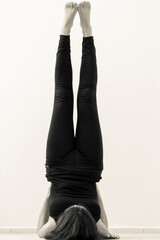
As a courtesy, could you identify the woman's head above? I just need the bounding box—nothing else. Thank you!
[46,204,100,240]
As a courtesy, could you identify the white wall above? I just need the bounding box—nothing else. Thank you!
[0,0,160,228]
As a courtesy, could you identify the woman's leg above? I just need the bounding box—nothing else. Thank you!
[45,35,74,167]
[46,3,78,167]
[75,35,103,171]
[75,2,103,170]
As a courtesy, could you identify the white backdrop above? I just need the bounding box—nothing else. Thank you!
[0,0,160,228]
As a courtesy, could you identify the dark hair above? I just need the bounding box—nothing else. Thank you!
[45,204,101,240]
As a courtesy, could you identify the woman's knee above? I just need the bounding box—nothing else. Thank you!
[77,84,96,104]
[55,86,73,103]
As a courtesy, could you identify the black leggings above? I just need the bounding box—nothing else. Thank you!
[45,35,103,173]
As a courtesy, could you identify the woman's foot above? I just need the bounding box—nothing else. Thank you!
[78,1,92,37]
[61,2,78,35]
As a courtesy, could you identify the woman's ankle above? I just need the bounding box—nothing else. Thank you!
[82,25,92,37]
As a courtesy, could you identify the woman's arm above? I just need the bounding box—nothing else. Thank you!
[37,216,56,239]
[37,183,52,233]
[96,183,108,228]
[96,184,120,239]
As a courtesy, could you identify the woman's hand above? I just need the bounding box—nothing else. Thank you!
[96,219,120,239]
[98,232,120,239]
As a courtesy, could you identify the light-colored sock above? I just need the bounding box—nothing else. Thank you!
[61,2,78,35]
[78,1,92,37]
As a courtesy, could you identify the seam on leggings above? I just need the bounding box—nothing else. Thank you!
[74,149,76,170]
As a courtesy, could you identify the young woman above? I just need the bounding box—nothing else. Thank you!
[37,2,120,239]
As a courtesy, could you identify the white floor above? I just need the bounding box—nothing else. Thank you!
[0,233,160,240]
